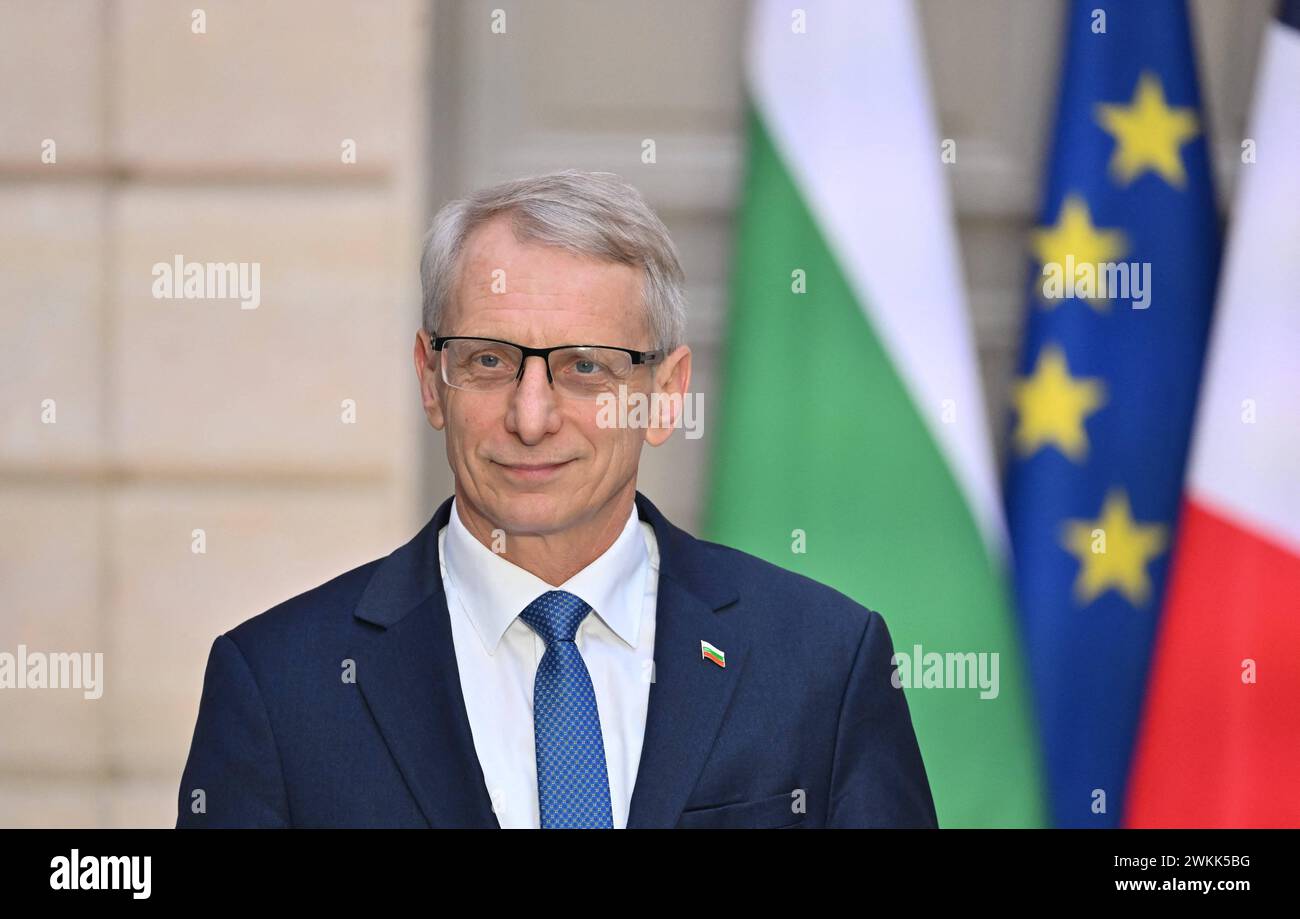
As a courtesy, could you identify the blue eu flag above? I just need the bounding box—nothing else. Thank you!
[1005,0,1220,827]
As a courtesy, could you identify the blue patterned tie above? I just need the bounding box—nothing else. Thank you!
[518,589,614,829]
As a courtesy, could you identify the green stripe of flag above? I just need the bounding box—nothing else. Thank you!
[704,104,1045,827]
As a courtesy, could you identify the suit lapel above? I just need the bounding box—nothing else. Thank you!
[351,495,500,828]
[626,492,744,828]
[350,490,742,829]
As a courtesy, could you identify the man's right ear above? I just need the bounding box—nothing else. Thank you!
[413,331,447,430]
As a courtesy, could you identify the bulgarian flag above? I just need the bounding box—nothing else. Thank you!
[1124,1,1300,828]
[703,0,1045,827]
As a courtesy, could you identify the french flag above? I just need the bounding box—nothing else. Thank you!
[1124,0,1300,827]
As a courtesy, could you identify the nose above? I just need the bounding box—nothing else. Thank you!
[505,354,561,443]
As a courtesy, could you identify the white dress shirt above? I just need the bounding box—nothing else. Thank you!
[437,494,659,828]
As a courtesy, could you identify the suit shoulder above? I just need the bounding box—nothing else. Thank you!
[687,536,880,633]
[220,553,387,657]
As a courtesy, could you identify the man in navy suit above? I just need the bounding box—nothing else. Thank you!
[177,170,938,829]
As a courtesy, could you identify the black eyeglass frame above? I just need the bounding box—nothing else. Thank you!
[429,333,665,387]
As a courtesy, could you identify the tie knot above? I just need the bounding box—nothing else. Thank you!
[519,590,593,645]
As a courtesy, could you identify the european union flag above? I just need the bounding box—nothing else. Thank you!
[1005,0,1220,828]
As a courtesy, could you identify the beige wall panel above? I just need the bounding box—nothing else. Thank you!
[0,0,105,168]
[0,487,106,777]
[0,187,107,466]
[105,485,407,775]
[110,187,406,474]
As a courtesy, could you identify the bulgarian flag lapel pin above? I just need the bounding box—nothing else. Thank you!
[701,640,726,668]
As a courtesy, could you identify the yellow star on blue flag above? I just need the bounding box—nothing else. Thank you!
[1004,0,1220,830]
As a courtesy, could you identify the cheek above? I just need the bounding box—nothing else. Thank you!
[580,415,641,464]
[446,399,499,459]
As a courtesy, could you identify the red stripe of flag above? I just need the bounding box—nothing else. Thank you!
[1124,497,1300,827]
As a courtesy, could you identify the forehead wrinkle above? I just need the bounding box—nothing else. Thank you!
[451,233,649,344]
[461,266,632,298]
[454,293,645,346]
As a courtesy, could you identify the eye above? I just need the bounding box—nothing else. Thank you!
[461,345,516,372]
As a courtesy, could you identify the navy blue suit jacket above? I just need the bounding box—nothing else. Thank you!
[176,491,939,828]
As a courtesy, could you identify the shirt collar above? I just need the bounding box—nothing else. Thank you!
[440,495,648,654]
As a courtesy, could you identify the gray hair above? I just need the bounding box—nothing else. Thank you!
[419,169,686,352]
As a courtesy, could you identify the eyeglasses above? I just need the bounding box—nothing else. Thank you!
[429,334,664,400]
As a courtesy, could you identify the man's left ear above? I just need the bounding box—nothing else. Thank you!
[645,344,691,447]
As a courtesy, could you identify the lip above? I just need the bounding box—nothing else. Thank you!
[496,459,573,481]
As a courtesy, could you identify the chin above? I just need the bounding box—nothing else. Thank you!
[485,488,573,533]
